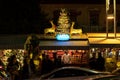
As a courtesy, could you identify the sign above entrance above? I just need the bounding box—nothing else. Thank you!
[56,34,70,41]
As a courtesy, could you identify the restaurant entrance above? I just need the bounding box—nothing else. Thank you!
[38,39,90,67]
[40,49,89,66]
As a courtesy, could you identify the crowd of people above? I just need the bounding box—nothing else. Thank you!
[2,54,36,80]
[1,52,66,80]
[41,52,63,75]
[88,52,105,71]
[7,55,21,80]
[0,51,108,80]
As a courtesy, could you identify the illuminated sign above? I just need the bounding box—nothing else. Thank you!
[56,34,70,41]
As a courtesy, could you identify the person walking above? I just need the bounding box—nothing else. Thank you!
[96,52,105,71]
[41,54,54,75]
[88,53,97,70]
[53,52,62,68]
[21,57,29,79]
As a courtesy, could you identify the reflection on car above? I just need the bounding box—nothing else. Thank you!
[91,75,120,80]
[40,66,110,80]
[89,68,120,80]
[112,68,120,75]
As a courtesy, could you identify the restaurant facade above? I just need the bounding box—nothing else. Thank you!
[1,3,120,72]
[22,32,120,73]
[24,8,120,71]
[0,33,120,72]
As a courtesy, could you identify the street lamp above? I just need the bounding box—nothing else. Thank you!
[106,0,110,38]
[113,0,116,38]
[106,0,116,38]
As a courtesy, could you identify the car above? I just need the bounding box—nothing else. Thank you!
[89,75,120,80]
[111,68,120,75]
[39,66,110,80]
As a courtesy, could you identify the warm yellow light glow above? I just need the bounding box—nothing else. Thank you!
[30,53,33,59]
[106,0,110,11]
[34,60,39,65]
[107,14,114,19]
[106,58,112,62]
[117,62,120,68]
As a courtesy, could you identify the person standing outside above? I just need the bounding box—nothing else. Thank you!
[7,55,21,80]
[96,52,105,71]
[61,51,71,66]
[88,53,97,70]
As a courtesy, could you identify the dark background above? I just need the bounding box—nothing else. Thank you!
[0,0,47,34]
[40,0,120,4]
[0,0,120,34]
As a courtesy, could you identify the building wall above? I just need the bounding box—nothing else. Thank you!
[40,4,120,32]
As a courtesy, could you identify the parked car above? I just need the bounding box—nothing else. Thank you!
[111,68,120,75]
[39,66,110,80]
[89,75,120,80]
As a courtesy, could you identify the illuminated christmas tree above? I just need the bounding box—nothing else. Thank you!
[56,8,71,40]
[57,8,71,34]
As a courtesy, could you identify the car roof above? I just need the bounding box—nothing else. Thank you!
[50,66,107,74]
[40,66,110,79]
[112,68,120,74]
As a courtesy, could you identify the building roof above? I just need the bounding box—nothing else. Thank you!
[38,33,120,49]
[0,35,27,49]
[0,33,119,50]
[88,33,120,48]
[39,39,89,50]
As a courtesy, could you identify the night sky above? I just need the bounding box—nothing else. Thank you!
[40,0,120,4]
[0,0,42,34]
[40,0,105,4]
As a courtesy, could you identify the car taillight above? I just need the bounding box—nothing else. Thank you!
[0,66,3,69]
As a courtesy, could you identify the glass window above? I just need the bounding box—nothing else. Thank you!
[116,10,120,33]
